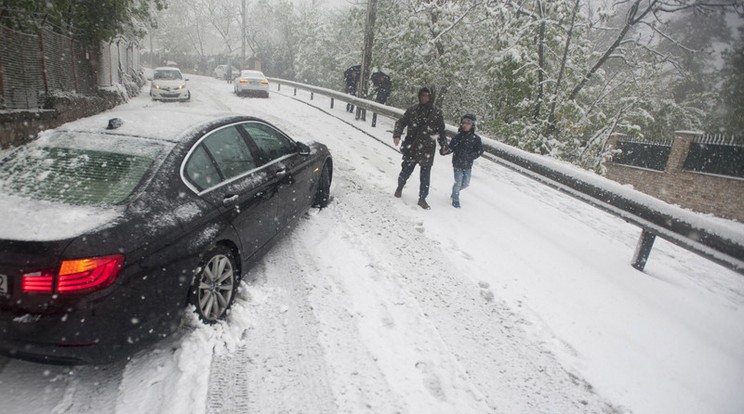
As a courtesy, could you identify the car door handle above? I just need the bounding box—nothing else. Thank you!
[222,194,239,206]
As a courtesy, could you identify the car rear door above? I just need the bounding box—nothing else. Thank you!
[182,124,278,256]
[237,122,317,233]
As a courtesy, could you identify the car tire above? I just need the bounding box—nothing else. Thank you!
[312,162,332,208]
[190,245,240,324]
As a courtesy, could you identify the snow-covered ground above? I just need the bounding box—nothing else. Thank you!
[1,75,742,414]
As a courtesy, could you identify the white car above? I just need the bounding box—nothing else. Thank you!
[213,64,239,80]
[150,67,190,102]
[233,70,270,98]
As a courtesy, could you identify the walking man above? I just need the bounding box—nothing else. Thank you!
[371,71,392,104]
[343,65,361,112]
[449,113,484,208]
[392,86,449,210]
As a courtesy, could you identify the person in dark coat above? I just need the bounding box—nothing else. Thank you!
[392,86,450,210]
[371,71,392,104]
[343,65,361,112]
[448,113,484,208]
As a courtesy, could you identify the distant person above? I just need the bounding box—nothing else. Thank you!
[448,113,484,208]
[371,71,392,104]
[392,86,450,210]
[226,66,233,84]
[343,64,361,112]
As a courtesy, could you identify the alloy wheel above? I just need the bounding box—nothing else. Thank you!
[196,253,235,322]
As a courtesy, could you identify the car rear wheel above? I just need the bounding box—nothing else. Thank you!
[191,246,240,324]
[312,162,331,208]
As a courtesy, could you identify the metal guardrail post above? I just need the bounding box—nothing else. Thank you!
[355,107,366,121]
[632,230,656,271]
[330,97,334,109]
[310,92,314,100]
[372,112,377,127]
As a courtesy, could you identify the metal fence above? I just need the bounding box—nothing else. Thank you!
[696,133,743,146]
[684,134,744,178]
[613,141,672,171]
[0,26,45,108]
[0,26,98,110]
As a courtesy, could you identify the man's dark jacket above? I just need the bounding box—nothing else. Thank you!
[393,100,447,167]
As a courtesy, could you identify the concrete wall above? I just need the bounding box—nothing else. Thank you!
[605,132,744,222]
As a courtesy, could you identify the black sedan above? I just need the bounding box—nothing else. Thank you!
[0,108,332,364]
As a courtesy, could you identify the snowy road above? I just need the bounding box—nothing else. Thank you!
[1,75,743,414]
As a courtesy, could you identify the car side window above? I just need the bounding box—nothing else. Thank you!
[184,126,258,191]
[203,126,258,181]
[239,123,296,162]
[184,145,221,191]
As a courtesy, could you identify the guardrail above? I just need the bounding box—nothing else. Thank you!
[268,77,744,276]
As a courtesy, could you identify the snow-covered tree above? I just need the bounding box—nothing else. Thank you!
[150,0,742,173]
[0,0,166,43]
[717,25,744,135]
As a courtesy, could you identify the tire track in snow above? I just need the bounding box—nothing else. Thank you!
[205,243,337,413]
[0,360,125,414]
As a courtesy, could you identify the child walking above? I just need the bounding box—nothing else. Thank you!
[449,113,484,208]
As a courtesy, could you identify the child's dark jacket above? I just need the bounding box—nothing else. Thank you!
[450,130,484,169]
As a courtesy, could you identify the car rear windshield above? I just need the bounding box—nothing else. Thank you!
[0,133,163,205]
[242,71,264,78]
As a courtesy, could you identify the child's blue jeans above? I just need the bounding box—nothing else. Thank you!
[451,168,472,202]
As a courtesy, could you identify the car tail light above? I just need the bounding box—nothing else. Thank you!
[21,255,124,295]
[240,79,249,83]
[260,80,269,84]
[22,271,55,293]
[58,255,124,294]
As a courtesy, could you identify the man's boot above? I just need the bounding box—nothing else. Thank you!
[417,198,431,210]
[394,186,403,198]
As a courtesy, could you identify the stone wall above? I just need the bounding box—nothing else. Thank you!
[605,132,744,222]
[1,88,132,149]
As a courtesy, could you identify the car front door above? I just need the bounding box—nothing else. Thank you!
[182,124,279,257]
[237,122,316,233]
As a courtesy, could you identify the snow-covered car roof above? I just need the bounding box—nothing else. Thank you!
[52,108,247,143]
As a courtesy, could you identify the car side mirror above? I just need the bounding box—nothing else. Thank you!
[297,142,311,156]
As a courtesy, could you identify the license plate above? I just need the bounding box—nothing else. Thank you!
[0,274,7,295]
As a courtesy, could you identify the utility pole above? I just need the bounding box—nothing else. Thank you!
[241,0,246,69]
[355,0,377,121]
